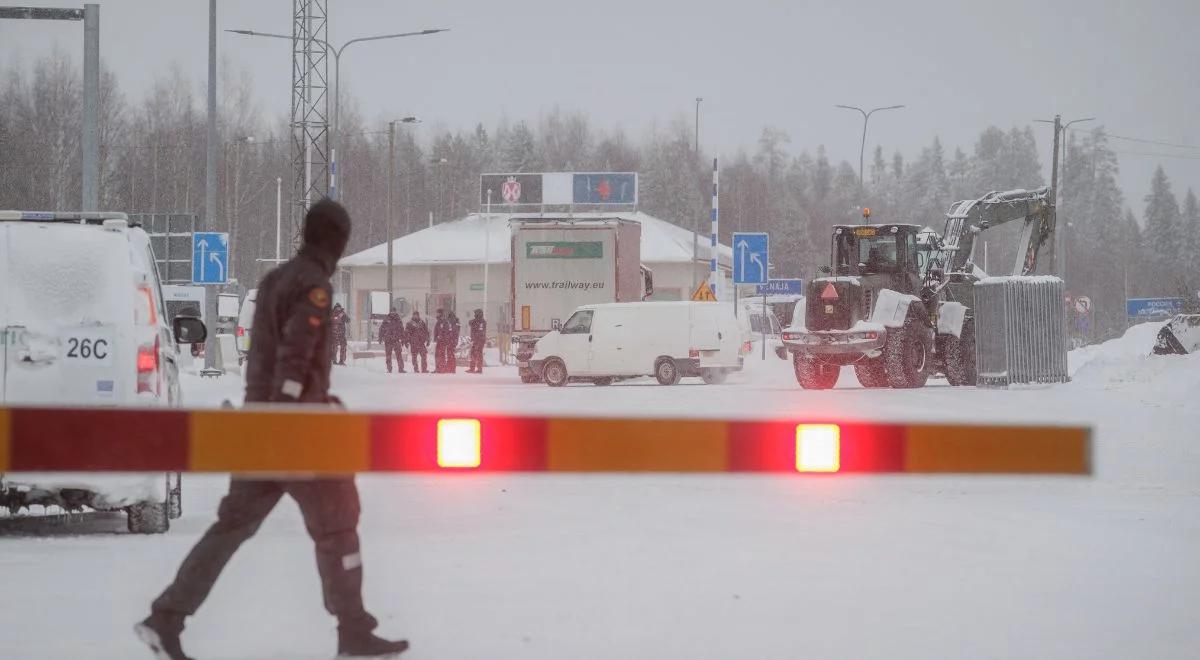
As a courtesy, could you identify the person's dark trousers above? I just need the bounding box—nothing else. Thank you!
[411,349,428,373]
[446,343,458,373]
[384,341,403,373]
[334,339,348,365]
[150,478,376,636]
[469,344,484,372]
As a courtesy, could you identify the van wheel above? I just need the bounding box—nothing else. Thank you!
[654,358,680,386]
[542,359,568,387]
[700,368,728,385]
[593,377,614,386]
[127,500,169,534]
[794,354,839,389]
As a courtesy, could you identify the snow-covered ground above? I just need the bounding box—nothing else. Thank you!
[2,324,1198,659]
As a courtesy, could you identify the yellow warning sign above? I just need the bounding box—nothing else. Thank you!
[691,281,717,302]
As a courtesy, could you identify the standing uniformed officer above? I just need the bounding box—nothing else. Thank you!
[432,309,449,373]
[136,199,408,660]
[407,311,430,373]
[467,309,486,374]
[331,303,350,365]
[379,310,406,374]
[446,311,462,374]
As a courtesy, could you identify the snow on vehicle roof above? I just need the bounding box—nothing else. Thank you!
[2,222,133,330]
[339,211,734,268]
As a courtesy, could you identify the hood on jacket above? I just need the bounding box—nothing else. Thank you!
[387,312,401,322]
[300,198,351,275]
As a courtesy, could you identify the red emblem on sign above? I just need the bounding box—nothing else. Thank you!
[597,178,612,201]
[820,283,839,301]
[501,176,521,203]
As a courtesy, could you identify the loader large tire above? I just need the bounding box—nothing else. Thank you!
[942,318,977,386]
[794,354,839,390]
[853,358,889,388]
[883,310,931,389]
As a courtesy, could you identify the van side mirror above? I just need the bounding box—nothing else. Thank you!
[173,316,207,345]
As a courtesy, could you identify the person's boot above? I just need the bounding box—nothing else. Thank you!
[134,612,192,660]
[336,629,409,658]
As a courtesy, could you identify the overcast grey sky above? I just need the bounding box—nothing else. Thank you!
[3,0,1199,208]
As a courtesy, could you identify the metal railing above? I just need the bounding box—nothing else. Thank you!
[974,277,1069,387]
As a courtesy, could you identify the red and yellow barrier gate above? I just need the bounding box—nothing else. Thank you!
[0,407,1091,475]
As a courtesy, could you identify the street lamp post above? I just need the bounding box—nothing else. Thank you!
[226,28,447,201]
[835,104,904,207]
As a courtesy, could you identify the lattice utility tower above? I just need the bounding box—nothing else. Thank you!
[290,0,330,238]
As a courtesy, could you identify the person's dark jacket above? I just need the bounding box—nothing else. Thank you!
[469,316,486,345]
[448,314,462,343]
[244,199,349,404]
[379,312,405,345]
[434,316,450,344]
[407,316,430,350]
[331,306,350,342]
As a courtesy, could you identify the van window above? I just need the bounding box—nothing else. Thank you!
[561,310,593,335]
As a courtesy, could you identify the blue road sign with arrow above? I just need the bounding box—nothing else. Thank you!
[732,232,768,285]
[192,232,229,285]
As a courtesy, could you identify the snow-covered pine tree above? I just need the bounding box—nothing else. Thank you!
[1144,166,1182,265]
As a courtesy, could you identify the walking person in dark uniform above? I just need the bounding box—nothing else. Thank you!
[135,199,409,660]
[331,303,350,365]
[466,309,485,374]
[379,310,406,374]
[446,311,462,374]
[432,309,449,373]
[406,311,429,373]
[467,309,486,374]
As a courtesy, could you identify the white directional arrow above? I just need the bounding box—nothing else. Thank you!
[737,239,749,280]
[196,238,209,280]
[209,251,225,282]
[749,252,765,281]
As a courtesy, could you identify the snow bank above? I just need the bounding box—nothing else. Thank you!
[1067,321,1200,406]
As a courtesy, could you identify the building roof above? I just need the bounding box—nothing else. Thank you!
[339,211,732,268]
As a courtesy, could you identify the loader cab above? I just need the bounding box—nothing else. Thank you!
[831,224,923,294]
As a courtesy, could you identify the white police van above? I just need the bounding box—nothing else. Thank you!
[0,211,206,533]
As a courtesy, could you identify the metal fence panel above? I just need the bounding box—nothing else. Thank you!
[134,213,197,284]
[974,277,1068,387]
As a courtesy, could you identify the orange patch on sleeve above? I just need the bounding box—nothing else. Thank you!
[308,287,330,308]
[308,316,323,327]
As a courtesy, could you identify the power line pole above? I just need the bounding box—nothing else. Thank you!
[692,97,703,295]
[202,0,219,373]
[1036,114,1094,278]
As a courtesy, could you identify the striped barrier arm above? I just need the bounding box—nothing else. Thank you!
[0,407,1091,475]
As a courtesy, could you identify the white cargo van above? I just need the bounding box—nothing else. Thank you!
[0,211,207,533]
[236,288,257,360]
[530,301,749,386]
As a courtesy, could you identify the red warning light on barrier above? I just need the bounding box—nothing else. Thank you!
[796,424,840,472]
[437,418,482,468]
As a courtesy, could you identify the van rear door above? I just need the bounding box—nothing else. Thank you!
[689,303,722,352]
[2,223,132,405]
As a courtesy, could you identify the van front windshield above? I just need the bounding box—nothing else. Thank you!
[561,310,593,334]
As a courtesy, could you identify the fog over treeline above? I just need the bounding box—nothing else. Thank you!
[2,52,1197,339]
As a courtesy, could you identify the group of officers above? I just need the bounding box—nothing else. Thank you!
[374,307,487,374]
